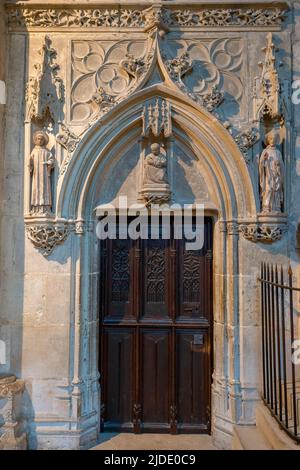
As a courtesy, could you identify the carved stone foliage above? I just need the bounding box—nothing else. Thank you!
[165,52,193,85]
[26,223,71,256]
[26,35,64,124]
[234,127,260,163]
[240,224,284,243]
[163,38,244,113]
[70,40,151,123]
[7,6,287,29]
[56,123,80,154]
[142,98,172,139]
[253,33,289,122]
[56,124,81,176]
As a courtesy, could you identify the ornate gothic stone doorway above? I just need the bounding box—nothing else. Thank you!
[100,217,213,433]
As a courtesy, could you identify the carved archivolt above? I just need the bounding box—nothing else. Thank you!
[7,6,287,29]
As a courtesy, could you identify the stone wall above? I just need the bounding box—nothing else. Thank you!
[0,0,299,450]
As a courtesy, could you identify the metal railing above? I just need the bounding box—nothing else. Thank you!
[259,263,300,443]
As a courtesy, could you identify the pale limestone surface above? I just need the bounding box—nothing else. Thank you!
[91,433,217,450]
[0,0,299,451]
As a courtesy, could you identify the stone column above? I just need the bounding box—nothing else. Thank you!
[0,375,27,450]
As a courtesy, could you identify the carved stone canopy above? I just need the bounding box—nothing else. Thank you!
[253,33,289,122]
[25,35,64,124]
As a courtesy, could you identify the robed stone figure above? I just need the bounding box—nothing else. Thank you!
[143,143,168,186]
[29,131,55,215]
[259,133,284,213]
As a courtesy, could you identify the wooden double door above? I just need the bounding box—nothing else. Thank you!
[100,217,213,433]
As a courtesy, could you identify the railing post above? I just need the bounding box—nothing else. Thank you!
[288,265,298,437]
[280,265,288,430]
[275,265,283,423]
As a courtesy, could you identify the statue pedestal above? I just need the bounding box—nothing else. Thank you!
[0,375,27,450]
[140,185,171,207]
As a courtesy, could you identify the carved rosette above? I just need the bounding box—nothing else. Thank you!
[25,223,71,256]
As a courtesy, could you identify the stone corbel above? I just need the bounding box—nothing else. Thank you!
[25,220,72,256]
[240,214,288,243]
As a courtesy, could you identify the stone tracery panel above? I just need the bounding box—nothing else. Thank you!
[70,40,149,123]
[162,38,244,112]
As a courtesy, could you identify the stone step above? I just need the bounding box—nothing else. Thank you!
[232,425,270,450]
[255,403,300,450]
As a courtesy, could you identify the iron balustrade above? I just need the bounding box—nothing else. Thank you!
[259,263,300,443]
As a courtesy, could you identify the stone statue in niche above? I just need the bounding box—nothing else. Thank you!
[143,143,168,186]
[141,143,170,206]
[259,133,284,213]
[29,130,55,215]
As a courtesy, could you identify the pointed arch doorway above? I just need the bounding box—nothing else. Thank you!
[100,215,213,434]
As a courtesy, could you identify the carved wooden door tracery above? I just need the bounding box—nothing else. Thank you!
[100,217,213,434]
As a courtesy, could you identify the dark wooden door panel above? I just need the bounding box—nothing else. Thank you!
[140,329,171,430]
[176,329,210,432]
[103,328,134,430]
[100,217,213,433]
[141,239,171,321]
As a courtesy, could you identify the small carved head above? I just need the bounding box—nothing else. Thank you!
[266,132,279,147]
[150,143,161,155]
[33,130,49,147]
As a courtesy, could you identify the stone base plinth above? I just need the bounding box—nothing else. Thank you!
[0,375,27,450]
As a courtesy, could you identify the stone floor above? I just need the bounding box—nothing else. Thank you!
[91,433,217,450]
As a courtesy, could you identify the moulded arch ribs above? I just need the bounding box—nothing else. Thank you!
[57,85,257,222]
